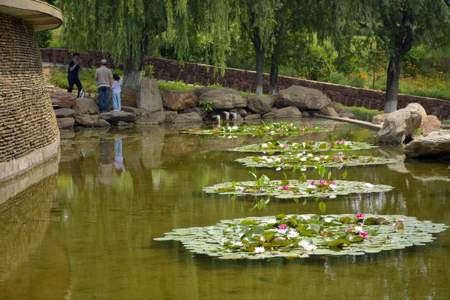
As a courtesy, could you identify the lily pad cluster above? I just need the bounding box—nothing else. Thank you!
[236,152,397,170]
[182,122,327,138]
[155,214,448,260]
[203,179,393,199]
[229,140,377,154]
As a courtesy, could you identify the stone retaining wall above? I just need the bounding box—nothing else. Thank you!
[0,14,59,181]
[40,48,450,119]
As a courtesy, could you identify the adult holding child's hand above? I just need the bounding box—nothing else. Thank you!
[96,59,113,113]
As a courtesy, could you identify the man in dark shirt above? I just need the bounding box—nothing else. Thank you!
[67,53,84,98]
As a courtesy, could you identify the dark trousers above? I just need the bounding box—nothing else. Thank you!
[98,87,110,112]
[68,77,83,97]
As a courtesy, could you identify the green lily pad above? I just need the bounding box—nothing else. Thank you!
[236,153,397,170]
[182,122,327,138]
[203,179,393,199]
[155,214,447,260]
[229,140,377,154]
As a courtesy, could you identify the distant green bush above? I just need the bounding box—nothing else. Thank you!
[343,106,382,122]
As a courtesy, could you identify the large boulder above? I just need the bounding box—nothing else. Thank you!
[163,91,198,111]
[263,106,302,119]
[244,114,261,121]
[50,90,76,108]
[55,108,75,118]
[247,95,275,114]
[276,85,331,110]
[57,117,75,129]
[173,112,203,123]
[74,98,99,115]
[99,111,137,125]
[372,114,385,125]
[377,108,422,144]
[422,115,442,136]
[404,130,450,158]
[75,114,110,127]
[319,106,339,117]
[405,103,427,127]
[139,78,163,112]
[199,88,247,109]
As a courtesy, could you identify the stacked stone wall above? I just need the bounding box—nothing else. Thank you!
[41,48,450,119]
[0,14,59,165]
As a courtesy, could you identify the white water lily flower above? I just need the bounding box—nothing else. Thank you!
[324,217,334,223]
[300,167,307,172]
[301,215,312,221]
[275,167,282,171]
[313,157,320,161]
[254,246,265,254]
[329,184,337,190]
[261,143,269,148]
[232,126,239,130]
[299,240,317,251]
[364,183,374,188]
[236,186,245,192]
[329,194,337,199]
[232,241,243,247]
[292,143,298,146]
[307,153,313,158]
[300,157,307,162]
[266,218,277,224]
[306,184,317,190]
[287,230,299,239]
[354,226,363,233]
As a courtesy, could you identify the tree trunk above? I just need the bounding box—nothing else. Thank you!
[269,57,279,95]
[253,31,265,96]
[384,55,401,113]
[122,62,141,107]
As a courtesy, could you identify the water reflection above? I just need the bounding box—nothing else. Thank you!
[0,121,449,300]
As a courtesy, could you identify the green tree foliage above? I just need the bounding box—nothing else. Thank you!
[356,0,450,112]
[60,0,167,92]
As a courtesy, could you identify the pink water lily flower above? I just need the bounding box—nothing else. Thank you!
[281,185,289,191]
[355,213,365,219]
[277,224,289,234]
[358,230,368,239]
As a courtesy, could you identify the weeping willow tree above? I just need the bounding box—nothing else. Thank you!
[354,0,450,112]
[165,0,238,71]
[60,0,167,94]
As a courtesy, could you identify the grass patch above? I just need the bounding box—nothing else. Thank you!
[343,105,382,122]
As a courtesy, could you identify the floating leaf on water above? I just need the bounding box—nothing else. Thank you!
[155,214,447,260]
[229,141,377,153]
[203,179,393,200]
[181,122,327,138]
[236,153,397,170]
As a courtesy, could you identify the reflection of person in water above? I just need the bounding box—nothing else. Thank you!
[114,137,125,173]
[98,138,114,185]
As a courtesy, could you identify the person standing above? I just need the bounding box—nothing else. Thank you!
[95,59,113,112]
[111,74,122,111]
[67,53,84,98]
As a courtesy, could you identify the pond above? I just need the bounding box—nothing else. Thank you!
[0,119,449,300]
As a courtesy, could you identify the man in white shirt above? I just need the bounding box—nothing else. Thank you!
[95,59,113,112]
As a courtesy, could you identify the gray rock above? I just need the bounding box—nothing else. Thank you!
[247,95,275,114]
[263,106,302,119]
[75,114,110,127]
[276,85,331,110]
[74,98,99,115]
[405,130,450,158]
[55,108,75,118]
[57,117,75,129]
[164,111,178,123]
[163,91,198,111]
[244,114,261,121]
[319,105,339,117]
[122,106,148,117]
[377,107,423,144]
[139,78,163,112]
[173,112,203,123]
[100,111,137,125]
[136,111,166,125]
[199,88,247,109]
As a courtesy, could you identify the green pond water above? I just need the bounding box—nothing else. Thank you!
[0,119,449,300]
